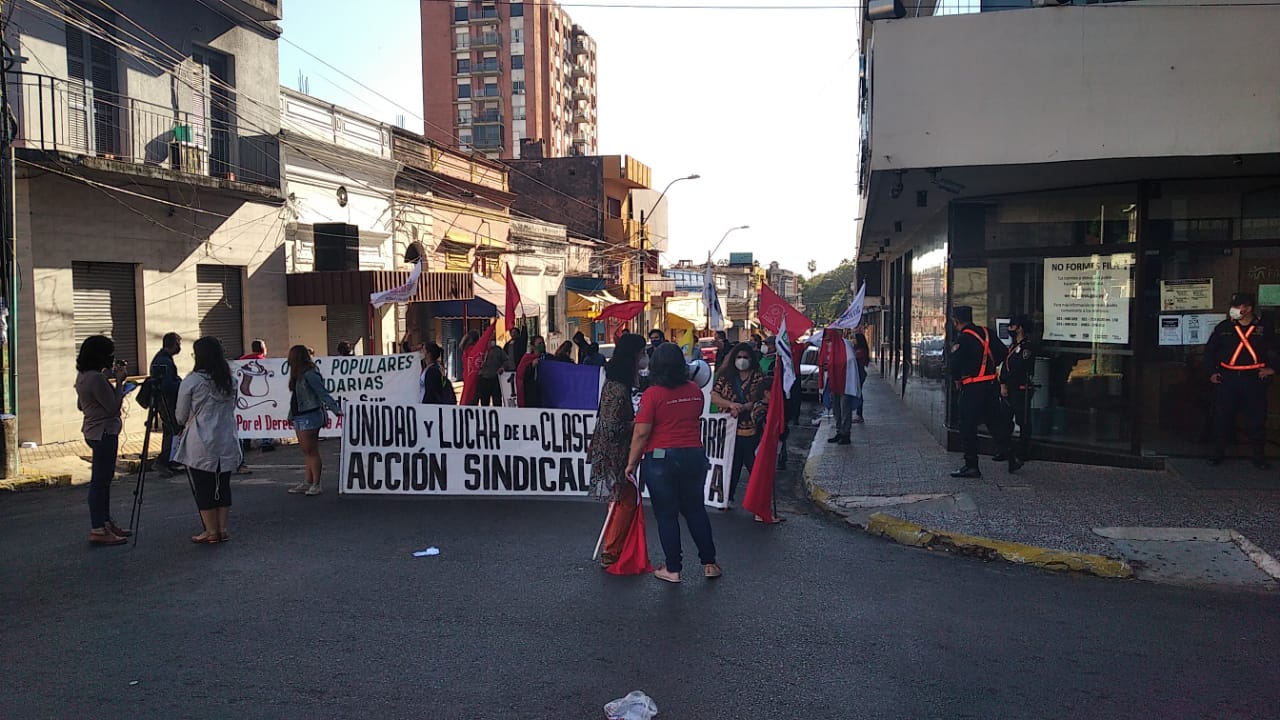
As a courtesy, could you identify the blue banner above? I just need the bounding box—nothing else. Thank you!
[538,361,604,410]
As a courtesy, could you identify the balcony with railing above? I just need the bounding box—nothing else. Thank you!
[471,32,502,48]
[471,59,502,75]
[6,71,279,189]
[571,63,588,79]
[473,112,503,124]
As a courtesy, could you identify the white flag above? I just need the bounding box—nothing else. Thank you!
[777,315,795,399]
[703,265,725,331]
[370,260,422,308]
[829,282,866,330]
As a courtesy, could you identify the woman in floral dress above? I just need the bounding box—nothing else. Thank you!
[588,333,648,568]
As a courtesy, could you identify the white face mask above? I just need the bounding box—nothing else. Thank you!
[1229,307,1245,321]
[735,358,752,371]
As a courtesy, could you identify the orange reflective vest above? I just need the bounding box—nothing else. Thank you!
[1222,324,1266,371]
[961,327,998,385]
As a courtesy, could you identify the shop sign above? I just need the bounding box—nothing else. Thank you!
[1043,254,1134,344]
[1159,279,1213,311]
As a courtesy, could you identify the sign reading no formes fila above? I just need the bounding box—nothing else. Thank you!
[339,403,738,508]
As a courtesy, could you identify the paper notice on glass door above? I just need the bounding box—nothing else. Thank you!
[1158,316,1184,346]
[1183,313,1225,346]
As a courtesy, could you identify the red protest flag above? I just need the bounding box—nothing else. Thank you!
[504,263,521,331]
[605,496,654,575]
[460,324,494,405]
[595,300,645,327]
[758,284,813,338]
[742,362,786,524]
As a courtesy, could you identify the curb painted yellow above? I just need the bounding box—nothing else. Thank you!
[864,512,1133,579]
[0,473,74,492]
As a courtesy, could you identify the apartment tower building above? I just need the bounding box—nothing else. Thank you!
[421,0,599,160]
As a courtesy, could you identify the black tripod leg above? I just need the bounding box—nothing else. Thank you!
[129,405,156,546]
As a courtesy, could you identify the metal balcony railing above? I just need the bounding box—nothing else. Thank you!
[472,33,501,47]
[6,71,275,186]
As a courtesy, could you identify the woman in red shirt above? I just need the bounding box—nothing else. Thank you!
[626,343,721,583]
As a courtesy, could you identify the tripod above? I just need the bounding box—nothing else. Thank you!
[128,397,178,547]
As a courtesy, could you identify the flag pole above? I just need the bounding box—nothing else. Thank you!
[591,501,616,561]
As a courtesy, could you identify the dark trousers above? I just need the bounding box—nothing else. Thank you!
[728,432,759,502]
[475,376,501,407]
[642,448,716,574]
[1006,388,1032,458]
[1214,372,1268,456]
[86,433,118,529]
[958,382,1012,467]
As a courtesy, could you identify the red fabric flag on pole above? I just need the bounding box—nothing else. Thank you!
[743,361,786,524]
[504,263,521,331]
[605,497,654,575]
[460,324,494,405]
[758,284,813,338]
[594,300,645,327]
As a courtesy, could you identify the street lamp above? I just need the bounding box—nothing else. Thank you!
[705,224,750,332]
[638,173,699,329]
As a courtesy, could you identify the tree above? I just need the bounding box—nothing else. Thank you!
[801,260,858,326]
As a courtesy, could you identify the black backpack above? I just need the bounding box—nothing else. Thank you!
[135,378,156,409]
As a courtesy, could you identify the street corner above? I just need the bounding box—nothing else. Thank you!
[865,512,1134,580]
[1093,527,1280,590]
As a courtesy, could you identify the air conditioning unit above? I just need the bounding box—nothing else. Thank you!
[867,0,905,20]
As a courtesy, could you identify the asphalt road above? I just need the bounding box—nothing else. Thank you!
[3,428,1280,719]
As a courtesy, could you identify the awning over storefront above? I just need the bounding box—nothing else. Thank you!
[428,298,498,320]
[286,270,473,306]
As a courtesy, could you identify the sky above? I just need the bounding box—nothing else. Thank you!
[278,0,861,275]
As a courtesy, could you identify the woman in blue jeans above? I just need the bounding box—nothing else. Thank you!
[626,343,721,583]
[74,335,132,546]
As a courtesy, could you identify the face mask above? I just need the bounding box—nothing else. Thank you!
[638,356,650,370]
[651,338,662,346]
[534,343,546,354]
[1229,307,1244,321]
[735,358,752,371]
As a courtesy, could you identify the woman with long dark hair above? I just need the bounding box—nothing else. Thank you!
[626,342,720,583]
[173,337,241,543]
[421,342,455,404]
[552,341,575,362]
[711,341,768,508]
[587,333,646,568]
[74,334,131,546]
[286,345,342,496]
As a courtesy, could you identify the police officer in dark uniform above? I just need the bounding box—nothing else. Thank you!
[949,306,1019,478]
[996,314,1034,464]
[1205,292,1276,468]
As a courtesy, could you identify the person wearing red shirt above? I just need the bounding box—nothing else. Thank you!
[626,343,721,584]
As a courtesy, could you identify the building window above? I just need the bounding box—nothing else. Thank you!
[457,83,471,99]
[607,197,622,219]
[511,54,524,70]
[547,294,558,333]
[512,28,523,44]
[474,124,503,147]
[510,1,524,16]
[459,131,473,146]
[512,80,525,94]
[453,6,467,21]
[482,83,498,97]
[458,107,472,124]
[456,58,470,74]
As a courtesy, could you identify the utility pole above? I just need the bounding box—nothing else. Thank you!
[0,0,19,477]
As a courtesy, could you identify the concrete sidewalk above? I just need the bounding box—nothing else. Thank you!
[805,375,1280,589]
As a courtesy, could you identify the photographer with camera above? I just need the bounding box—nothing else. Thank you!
[149,332,183,476]
[75,335,133,546]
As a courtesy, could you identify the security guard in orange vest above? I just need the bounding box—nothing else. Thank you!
[1205,292,1276,468]
[949,306,1019,478]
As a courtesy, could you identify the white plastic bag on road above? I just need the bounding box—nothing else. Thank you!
[604,690,658,720]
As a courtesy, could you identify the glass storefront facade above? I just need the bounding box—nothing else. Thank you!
[880,175,1280,463]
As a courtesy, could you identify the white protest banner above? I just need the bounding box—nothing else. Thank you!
[340,403,737,508]
[233,353,422,439]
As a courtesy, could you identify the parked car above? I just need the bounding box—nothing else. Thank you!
[697,338,719,364]
[916,337,947,379]
[799,346,820,397]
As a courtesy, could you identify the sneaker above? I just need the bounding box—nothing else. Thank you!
[852,416,865,424]
[89,530,127,546]
[305,482,324,496]
[653,566,681,583]
[104,520,132,538]
[287,481,310,494]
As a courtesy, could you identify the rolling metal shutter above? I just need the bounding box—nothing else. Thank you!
[197,265,244,358]
[72,261,139,374]
[326,305,367,356]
